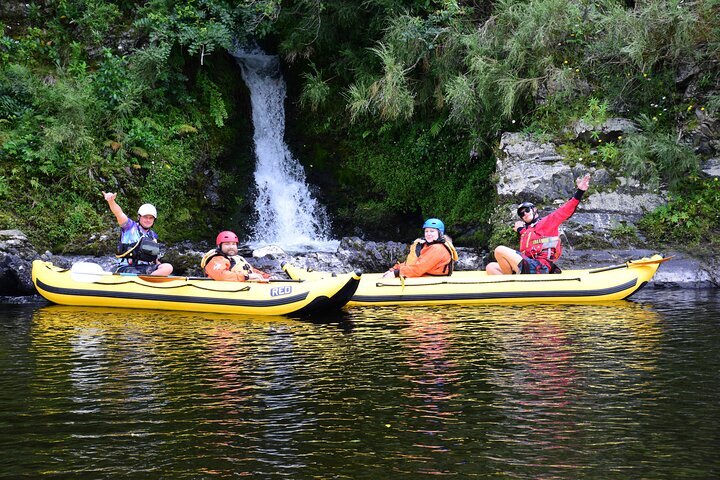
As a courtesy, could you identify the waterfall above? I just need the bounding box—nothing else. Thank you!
[232,46,337,252]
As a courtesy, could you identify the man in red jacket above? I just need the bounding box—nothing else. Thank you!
[487,173,591,275]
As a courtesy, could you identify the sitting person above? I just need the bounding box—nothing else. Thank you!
[103,191,173,276]
[486,173,591,275]
[201,231,270,282]
[382,218,458,279]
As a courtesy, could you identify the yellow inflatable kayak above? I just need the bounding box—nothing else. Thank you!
[283,255,669,306]
[32,260,361,316]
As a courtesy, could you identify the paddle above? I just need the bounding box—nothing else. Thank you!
[588,255,672,274]
[69,262,299,283]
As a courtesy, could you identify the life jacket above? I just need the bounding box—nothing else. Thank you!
[116,226,160,264]
[516,195,582,273]
[519,224,562,262]
[405,236,459,276]
[200,249,254,276]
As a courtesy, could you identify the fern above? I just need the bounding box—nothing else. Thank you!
[444,74,478,125]
[299,65,330,112]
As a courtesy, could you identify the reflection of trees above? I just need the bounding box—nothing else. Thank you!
[486,302,663,476]
[29,306,313,476]
[398,311,461,472]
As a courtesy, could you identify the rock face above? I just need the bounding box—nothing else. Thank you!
[493,129,718,287]
[1,232,716,298]
[701,157,720,177]
[495,132,667,246]
[0,230,40,295]
[566,118,638,145]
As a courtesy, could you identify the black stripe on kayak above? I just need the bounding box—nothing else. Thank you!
[36,279,309,307]
[291,275,361,317]
[351,278,638,303]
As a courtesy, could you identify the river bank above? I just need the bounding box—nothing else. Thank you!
[1,229,716,298]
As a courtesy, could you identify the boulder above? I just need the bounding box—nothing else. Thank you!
[494,131,667,247]
[497,132,578,202]
[0,230,40,295]
[566,118,639,144]
[701,157,720,177]
[683,108,720,156]
[561,249,717,289]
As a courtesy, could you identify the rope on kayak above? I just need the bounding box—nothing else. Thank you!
[95,279,252,293]
[374,277,582,287]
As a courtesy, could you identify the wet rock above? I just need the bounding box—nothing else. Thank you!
[701,157,720,177]
[494,132,667,248]
[335,237,408,273]
[61,230,117,256]
[0,230,40,295]
[162,242,207,277]
[566,118,639,144]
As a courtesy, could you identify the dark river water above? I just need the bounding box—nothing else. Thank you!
[1,289,719,479]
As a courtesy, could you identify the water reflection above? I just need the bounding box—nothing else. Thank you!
[483,302,664,477]
[1,294,717,478]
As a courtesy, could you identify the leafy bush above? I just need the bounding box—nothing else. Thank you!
[618,115,698,190]
[639,178,720,247]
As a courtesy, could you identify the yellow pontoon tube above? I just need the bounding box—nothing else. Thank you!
[283,255,668,306]
[32,260,361,316]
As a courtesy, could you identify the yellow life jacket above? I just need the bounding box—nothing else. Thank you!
[200,249,253,275]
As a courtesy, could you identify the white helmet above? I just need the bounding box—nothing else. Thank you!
[137,203,157,218]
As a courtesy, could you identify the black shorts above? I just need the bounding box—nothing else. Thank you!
[514,251,552,274]
[115,264,159,275]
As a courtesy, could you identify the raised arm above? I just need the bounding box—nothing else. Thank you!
[102,191,129,227]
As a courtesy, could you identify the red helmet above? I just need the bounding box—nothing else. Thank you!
[216,231,239,247]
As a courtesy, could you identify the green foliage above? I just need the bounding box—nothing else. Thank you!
[639,178,720,247]
[135,0,279,64]
[337,118,495,241]
[488,223,519,254]
[299,64,330,112]
[197,71,228,127]
[56,0,122,45]
[1,0,270,251]
[3,0,719,254]
[582,98,610,127]
[609,222,639,245]
[24,189,106,251]
[350,43,416,121]
[618,115,698,190]
[597,141,620,166]
[0,175,9,198]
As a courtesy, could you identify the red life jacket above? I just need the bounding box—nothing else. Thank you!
[519,228,561,262]
[517,196,580,266]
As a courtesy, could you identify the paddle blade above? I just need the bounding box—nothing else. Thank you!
[628,255,673,266]
[70,262,112,283]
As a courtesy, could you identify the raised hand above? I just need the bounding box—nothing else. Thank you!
[102,191,117,202]
[576,173,591,191]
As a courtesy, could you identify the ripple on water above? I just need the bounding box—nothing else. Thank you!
[1,292,719,478]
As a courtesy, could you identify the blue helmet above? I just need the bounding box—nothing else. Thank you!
[422,218,445,234]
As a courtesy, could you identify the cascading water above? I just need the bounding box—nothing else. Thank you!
[232,46,337,252]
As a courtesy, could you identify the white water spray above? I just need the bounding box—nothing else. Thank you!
[232,46,337,252]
